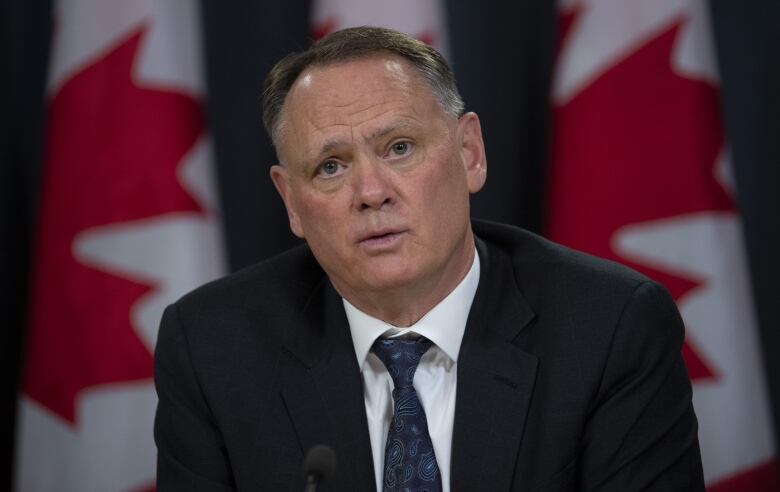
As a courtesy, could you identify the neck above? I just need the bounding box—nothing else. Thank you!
[336,234,476,327]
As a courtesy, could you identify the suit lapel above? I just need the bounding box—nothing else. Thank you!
[451,238,539,491]
[280,279,376,491]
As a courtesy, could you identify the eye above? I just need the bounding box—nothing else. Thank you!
[388,140,413,158]
[315,159,344,178]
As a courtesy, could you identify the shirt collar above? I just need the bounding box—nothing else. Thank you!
[343,249,480,367]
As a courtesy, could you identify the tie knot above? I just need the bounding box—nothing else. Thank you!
[371,337,433,389]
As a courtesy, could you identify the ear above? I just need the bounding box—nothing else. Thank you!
[270,164,305,238]
[457,112,487,193]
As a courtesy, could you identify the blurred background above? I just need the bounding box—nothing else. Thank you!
[1,0,778,490]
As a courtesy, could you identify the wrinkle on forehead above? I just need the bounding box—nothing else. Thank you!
[290,81,420,136]
[302,98,427,156]
[323,97,414,128]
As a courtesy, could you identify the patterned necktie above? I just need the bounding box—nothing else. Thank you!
[371,337,442,492]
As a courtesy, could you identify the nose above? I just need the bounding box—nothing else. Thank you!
[351,158,394,211]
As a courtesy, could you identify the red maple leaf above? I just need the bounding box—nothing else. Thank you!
[547,16,730,382]
[23,26,204,424]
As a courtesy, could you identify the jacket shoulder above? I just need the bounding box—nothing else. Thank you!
[473,219,651,297]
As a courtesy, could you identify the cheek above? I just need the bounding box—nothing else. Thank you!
[420,157,469,208]
[421,166,471,238]
[293,189,349,235]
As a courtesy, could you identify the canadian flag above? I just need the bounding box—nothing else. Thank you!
[311,0,450,55]
[15,0,225,490]
[548,0,777,489]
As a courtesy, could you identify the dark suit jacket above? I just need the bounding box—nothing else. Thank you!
[154,220,704,491]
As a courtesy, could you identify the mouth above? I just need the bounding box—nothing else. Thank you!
[357,229,406,249]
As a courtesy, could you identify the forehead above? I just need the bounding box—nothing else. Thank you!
[291,55,421,105]
[298,55,416,92]
[279,56,442,142]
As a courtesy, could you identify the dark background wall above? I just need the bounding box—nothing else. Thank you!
[1,0,778,488]
[709,2,780,450]
[1,0,52,485]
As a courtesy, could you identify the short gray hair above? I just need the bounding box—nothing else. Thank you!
[262,26,465,148]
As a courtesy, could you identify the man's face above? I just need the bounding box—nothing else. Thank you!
[270,56,486,304]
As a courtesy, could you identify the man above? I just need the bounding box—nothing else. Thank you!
[154,27,703,491]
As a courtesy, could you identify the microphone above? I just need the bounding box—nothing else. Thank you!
[302,444,336,492]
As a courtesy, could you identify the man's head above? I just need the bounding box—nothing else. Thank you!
[263,26,464,148]
[265,27,487,325]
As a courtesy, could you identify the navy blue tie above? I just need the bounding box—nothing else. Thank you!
[372,337,442,492]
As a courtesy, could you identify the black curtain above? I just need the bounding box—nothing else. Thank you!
[710,0,780,445]
[200,0,311,268]
[0,0,52,485]
[1,0,778,488]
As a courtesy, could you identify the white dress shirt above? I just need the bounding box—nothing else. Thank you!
[343,251,480,492]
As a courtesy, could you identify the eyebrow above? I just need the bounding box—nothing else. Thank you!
[314,122,420,158]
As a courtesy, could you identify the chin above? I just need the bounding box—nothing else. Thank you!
[352,263,421,291]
